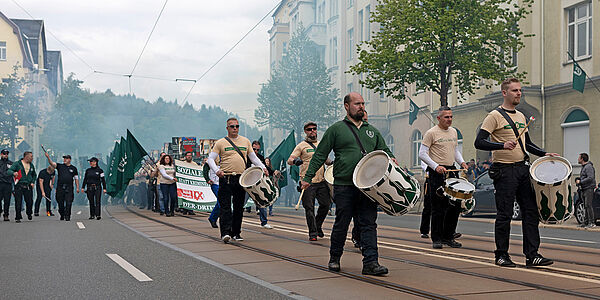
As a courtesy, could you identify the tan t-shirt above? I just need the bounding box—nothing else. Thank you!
[480,108,527,164]
[158,164,176,184]
[422,126,458,166]
[211,136,252,174]
[291,141,325,183]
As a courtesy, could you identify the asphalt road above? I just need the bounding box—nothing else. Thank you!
[0,205,291,299]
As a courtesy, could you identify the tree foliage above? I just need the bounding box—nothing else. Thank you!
[41,74,263,157]
[0,65,43,153]
[350,0,534,106]
[255,26,339,142]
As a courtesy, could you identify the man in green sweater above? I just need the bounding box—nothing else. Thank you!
[301,92,396,276]
[7,151,36,222]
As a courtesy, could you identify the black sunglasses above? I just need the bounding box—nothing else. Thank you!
[305,127,317,131]
[228,125,240,129]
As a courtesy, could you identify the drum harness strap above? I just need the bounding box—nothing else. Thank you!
[224,137,250,181]
[495,107,530,163]
[343,120,367,157]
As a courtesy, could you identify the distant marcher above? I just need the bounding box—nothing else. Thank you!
[0,149,13,221]
[158,154,177,217]
[204,157,220,228]
[45,152,80,221]
[180,152,196,215]
[153,152,167,215]
[82,157,106,220]
[578,153,596,228]
[7,151,36,223]
[35,165,55,217]
[252,141,273,229]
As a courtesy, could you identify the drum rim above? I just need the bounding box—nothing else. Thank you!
[324,165,334,185]
[352,150,392,188]
[239,166,265,188]
[529,156,573,185]
[445,178,475,193]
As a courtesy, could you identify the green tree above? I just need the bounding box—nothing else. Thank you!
[350,0,534,107]
[0,65,42,156]
[255,26,339,142]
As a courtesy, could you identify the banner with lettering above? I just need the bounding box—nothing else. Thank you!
[175,160,252,211]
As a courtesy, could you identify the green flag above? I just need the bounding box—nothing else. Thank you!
[573,61,586,93]
[257,136,265,157]
[124,129,148,183]
[268,131,296,188]
[409,97,419,125]
[118,136,129,196]
[106,141,121,197]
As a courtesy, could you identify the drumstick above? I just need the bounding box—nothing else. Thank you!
[515,116,535,142]
[40,144,48,155]
[446,169,467,172]
[295,189,305,210]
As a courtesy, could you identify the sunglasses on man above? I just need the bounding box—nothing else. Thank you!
[305,127,317,131]
[228,125,240,129]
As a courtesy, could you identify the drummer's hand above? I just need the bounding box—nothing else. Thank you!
[460,162,468,170]
[435,166,447,174]
[263,168,269,176]
[545,152,560,157]
[504,141,517,150]
[391,158,399,166]
[216,170,224,178]
[300,181,310,190]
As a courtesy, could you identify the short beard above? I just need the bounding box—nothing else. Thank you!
[305,135,317,143]
[350,110,364,121]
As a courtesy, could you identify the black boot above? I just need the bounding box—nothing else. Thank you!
[328,257,340,272]
[362,261,388,276]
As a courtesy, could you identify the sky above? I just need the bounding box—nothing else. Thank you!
[4,0,278,125]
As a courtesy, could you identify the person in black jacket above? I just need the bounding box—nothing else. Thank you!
[0,149,13,221]
[82,157,106,220]
[35,165,56,217]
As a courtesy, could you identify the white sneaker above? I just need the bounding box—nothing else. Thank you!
[587,224,597,229]
[262,224,273,229]
[222,235,231,244]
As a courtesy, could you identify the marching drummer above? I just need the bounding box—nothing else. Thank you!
[206,117,268,243]
[301,92,394,276]
[419,106,468,249]
[474,77,558,267]
[287,121,332,241]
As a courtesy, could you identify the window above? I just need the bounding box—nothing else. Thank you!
[330,37,338,66]
[347,28,354,60]
[347,82,353,93]
[365,5,371,40]
[358,10,364,41]
[567,2,592,60]
[0,41,6,61]
[456,128,463,154]
[330,0,338,17]
[348,0,353,9]
[318,1,326,23]
[282,42,288,57]
[411,130,422,167]
[387,135,394,154]
[562,109,590,164]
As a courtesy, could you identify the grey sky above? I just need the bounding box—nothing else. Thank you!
[4,0,277,124]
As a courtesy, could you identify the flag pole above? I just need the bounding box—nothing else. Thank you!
[567,51,600,94]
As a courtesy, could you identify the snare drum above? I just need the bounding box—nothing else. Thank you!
[530,156,573,224]
[353,150,421,216]
[440,178,476,215]
[239,167,279,208]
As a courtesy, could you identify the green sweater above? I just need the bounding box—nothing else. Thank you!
[304,117,393,185]
[7,160,37,185]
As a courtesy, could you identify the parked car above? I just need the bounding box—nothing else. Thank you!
[573,183,600,225]
[465,171,521,219]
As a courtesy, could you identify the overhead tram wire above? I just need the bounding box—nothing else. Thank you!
[11,0,95,71]
[128,0,170,94]
[180,2,280,106]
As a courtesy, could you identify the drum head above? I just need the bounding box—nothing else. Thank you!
[324,166,334,185]
[446,178,475,193]
[239,167,263,187]
[532,157,571,184]
[354,151,388,188]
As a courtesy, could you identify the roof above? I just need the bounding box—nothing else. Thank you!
[10,19,47,67]
[272,0,288,18]
[46,50,63,95]
[0,12,33,68]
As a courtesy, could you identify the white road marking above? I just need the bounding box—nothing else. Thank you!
[77,211,82,215]
[484,232,596,244]
[76,222,85,229]
[106,254,152,282]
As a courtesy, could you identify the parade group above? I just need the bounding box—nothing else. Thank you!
[1,78,597,277]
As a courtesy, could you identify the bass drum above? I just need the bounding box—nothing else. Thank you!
[239,167,279,208]
[353,150,420,216]
[530,156,573,224]
[324,165,334,199]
